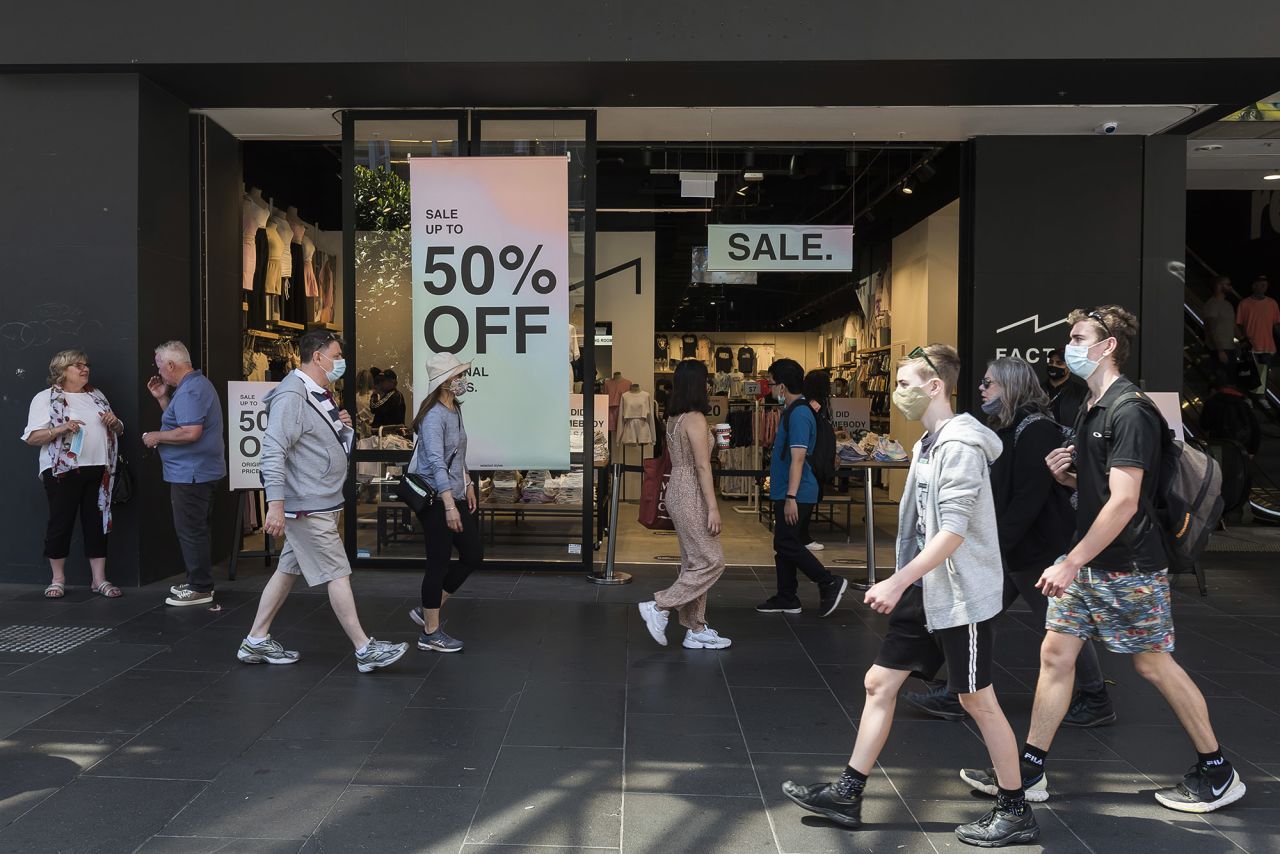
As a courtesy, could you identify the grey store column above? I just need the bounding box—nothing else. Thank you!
[0,74,190,586]
[959,135,1186,411]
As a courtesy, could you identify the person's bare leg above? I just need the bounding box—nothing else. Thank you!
[48,558,66,587]
[249,571,298,638]
[959,686,1022,791]
[1027,631,1086,751]
[1134,652,1219,753]
[848,666,913,773]
[327,576,371,650]
[88,557,108,588]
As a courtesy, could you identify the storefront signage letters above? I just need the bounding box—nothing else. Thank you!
[411,156,570,470]
[829,397,872,433]
[707,225,853,272]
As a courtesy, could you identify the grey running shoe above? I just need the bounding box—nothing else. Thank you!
[167,587,214,607]
[237,636,300,665]
[418,629,464,653]
[356,637,409,672]
[409,606,425,628]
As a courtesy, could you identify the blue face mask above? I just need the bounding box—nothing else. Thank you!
[1063,343,1101,380]
[323,355,346,383]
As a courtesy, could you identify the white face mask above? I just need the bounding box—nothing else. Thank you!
[1064,341,1105,380]
[320,353,346,383]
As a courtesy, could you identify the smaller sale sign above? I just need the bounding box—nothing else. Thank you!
[828,398,873,434]
[227,381,278,491]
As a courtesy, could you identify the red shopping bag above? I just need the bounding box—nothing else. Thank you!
[638,448,674,530]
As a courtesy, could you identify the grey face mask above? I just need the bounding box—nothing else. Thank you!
[981,397,1002,416]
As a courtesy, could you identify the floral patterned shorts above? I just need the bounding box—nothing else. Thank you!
[1046,567,1175,654]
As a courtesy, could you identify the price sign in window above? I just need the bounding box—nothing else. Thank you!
[227,381,279,491]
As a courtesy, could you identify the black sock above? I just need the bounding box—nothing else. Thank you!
[1198,750,1231,784]
[997,786,1028,815]
[834,765,867,798]
[1021,744,1047,778]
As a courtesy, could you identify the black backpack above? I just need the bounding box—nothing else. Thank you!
[1103,391,1224,574]
[780,401,838,484]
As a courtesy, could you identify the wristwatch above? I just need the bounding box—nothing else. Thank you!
[786,494,797,500]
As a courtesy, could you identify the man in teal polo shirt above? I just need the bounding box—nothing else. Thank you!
[143,341,226,607]
[756,358,847,618]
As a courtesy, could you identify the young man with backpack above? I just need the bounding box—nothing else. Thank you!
[960,305,1245,814]
[756,359,848,618]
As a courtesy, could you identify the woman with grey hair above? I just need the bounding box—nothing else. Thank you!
[905,357,1113,727]
[21,349,125,598]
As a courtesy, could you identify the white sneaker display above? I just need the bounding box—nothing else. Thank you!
[805,542,825,551]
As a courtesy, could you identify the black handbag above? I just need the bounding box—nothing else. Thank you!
[397,447,457,514]
[111,453,135,505]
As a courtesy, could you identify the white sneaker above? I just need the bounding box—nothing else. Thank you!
[805,542,825,551]
[684,626,732,649]
[638,601,669,646]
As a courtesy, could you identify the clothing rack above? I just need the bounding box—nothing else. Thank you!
[721,399,764,513]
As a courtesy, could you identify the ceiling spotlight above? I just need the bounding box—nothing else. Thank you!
[900,179,915,195]
[743,170,765,182]
[788,154,803,178]
[1265,172,1280,181]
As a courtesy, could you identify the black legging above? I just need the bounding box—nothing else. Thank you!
[418,500,483,608]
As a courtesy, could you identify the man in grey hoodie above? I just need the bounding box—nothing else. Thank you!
[782,344,1039,848]
[235,330,408,674]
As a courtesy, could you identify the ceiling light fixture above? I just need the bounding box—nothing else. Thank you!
[900,179,915,195]
[1265,172,1280,181]
[1194,144,1224,152]
[736,185,749,196]
[915,162,937,184]
[743,171,765,182]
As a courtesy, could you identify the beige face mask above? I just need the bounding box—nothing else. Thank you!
[892,385,933,421]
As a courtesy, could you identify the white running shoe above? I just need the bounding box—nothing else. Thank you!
[684,626,732,649]
[805,542,825,551]
[638,601,669,646]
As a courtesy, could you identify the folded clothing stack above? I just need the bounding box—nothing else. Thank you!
[489,471,523,504]
[555,469,584,504]
[593,430,609,467]
[520,470,559,504]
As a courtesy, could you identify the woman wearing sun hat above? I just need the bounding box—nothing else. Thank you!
[407,353,482,652]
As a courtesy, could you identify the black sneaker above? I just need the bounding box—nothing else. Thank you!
[781,781,861,828]
[756,595,802,614]
[818,578,848,618]
[1061,688,1117,728]
[1154,763,1246,813]
[955,804,1040,847]
[960,767,1049,803]
[903,681,967,721]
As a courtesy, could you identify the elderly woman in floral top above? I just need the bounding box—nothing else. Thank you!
[21,349,125,598]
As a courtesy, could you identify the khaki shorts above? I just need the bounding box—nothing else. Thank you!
[277,512,352,587]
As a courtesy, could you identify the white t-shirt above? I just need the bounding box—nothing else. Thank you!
[22,389,114,475]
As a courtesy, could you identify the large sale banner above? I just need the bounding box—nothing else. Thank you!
[410,157,570,470]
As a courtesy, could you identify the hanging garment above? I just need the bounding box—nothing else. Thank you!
[714,346,734,373]
[274,219,293,279]
[681,334,698,359]
[603,375,632,433]
[318,256,335,323]
[737,347,757,375]
[284,241,308,324]
[616,389,655,445]
[697,336,712,365]
[263,220,285,297]
[654,334,669,364]
[302,235,320,298]
[569,323,581,362]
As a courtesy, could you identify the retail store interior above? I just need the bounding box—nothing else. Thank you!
[226,114,963,572]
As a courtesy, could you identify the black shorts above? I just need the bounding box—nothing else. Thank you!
[874,584,994,695]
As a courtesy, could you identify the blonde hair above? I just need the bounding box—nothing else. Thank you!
[48,349,88,386]
[154,340,192,365]
[900,343,961,393]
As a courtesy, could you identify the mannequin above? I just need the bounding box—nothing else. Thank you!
[302,227,320,317]
[241,189,267,292]
[263,212,286,322]
[603,371,631,433]
[283,208,307,324]
[617,383,655,446]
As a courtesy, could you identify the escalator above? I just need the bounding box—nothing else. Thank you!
[1181,249,1280,523]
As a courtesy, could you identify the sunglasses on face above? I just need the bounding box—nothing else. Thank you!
[979,378,995,390]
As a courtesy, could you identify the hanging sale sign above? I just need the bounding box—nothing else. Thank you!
[707,225,853,272]
[410,157,570,470]
[227,381,279,491]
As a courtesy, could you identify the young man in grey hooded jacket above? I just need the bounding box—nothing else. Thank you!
[782,344,1039,848]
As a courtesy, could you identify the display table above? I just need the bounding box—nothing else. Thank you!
[838,459,911,589]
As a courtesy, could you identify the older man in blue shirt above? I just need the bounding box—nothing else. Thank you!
[143,341,226,607]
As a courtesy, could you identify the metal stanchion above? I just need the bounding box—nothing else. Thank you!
[589,462,632,585]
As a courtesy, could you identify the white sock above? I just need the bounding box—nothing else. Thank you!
[356,641,371,655]
[247,634,269,644]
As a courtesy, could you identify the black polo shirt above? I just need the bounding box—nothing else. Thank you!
[1073,376,1167,572]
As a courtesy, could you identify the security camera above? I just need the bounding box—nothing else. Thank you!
[1095,121,1119,135]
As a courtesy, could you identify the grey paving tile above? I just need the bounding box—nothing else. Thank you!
[0,641,165,695]
[504,681,624,749]
[623,793,775,854]
[136,837,305,853]
[789,622,889,667]
[0,729,130,827]
[190,658,336,706]
[625,713,756,797]
[135,625,265,673]
[528,633,627,684]
[309,784,482,852]
[465,745,622,848]
[411,654,528,711]
[0,691,75,738]
[719,641,828,690]
[263,674,422,741]
[910,797,1091,854]
[30,669,220,734]
[626,660,732,715]
[354,706,513,788]
[84,700,290,781]
[730,686,852,754]
[1198,803,1280,854]
[162,738,374,839]
[0,776,206,854]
